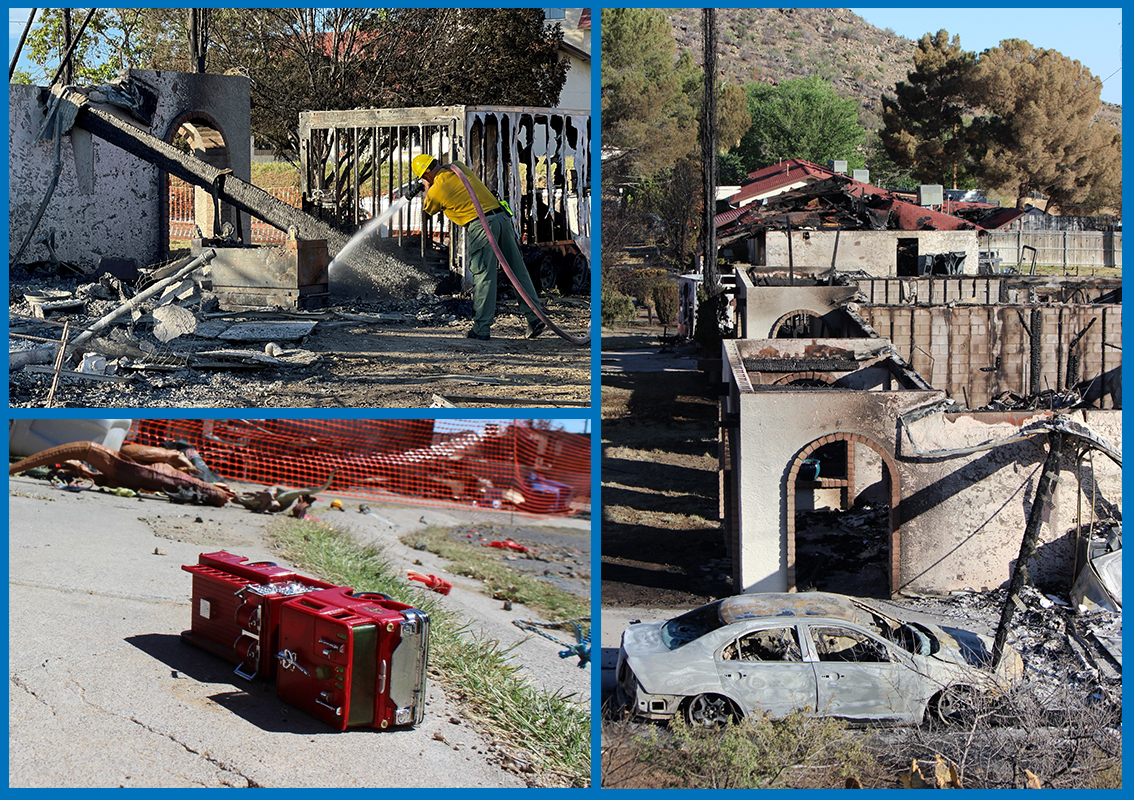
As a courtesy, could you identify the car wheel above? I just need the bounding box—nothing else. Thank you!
[682,694,738,728]
[932,685,975,723]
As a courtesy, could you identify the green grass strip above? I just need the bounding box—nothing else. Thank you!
[402,525,589,623]
[267,518,590,787]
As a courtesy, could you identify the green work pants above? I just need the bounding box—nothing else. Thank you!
[466,212,542,337]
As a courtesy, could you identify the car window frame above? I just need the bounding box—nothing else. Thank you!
[802,621,913,667]
[714,621,809,664]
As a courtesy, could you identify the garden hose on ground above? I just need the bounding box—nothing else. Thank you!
[445,165,589,346]
[512,617,591,667]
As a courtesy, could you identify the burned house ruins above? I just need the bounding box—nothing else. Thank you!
[8,65,592,408]
[715,165,1121,602]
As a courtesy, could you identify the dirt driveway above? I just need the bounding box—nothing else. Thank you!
[601,328,731,610]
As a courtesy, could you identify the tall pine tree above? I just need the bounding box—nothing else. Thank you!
[879,30,977,189]
[970,39,1121,213]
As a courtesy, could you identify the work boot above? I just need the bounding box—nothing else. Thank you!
[526,320,547,339]
[466,329,490,341]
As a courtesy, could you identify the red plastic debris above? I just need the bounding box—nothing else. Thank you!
[484,539,530,553]
[407,571,452,595]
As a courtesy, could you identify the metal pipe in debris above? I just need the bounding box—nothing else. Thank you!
[71,249,217,348]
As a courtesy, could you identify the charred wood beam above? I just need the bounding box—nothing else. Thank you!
[74,102,354,256]
[1029,308,1043,396]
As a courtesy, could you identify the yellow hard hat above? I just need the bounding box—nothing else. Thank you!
[411,154,436,178]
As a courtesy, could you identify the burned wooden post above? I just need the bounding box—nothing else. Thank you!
[991,430,1064,669]
[1029,307,1043,396]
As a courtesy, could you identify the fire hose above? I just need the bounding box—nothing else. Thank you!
[427,166,590,346]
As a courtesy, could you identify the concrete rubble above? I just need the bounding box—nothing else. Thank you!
[9,266,481,392]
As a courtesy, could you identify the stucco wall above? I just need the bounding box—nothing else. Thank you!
[756,229,981,277]
[898,409,1122,593]
[736,269,858,339]
[729,382,1122,596]
[732,388,942,593]
[9,69,250,270]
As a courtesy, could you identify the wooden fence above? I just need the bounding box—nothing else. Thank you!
[986,229,1122,270]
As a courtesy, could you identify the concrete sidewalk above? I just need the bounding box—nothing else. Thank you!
[9,475,548,788]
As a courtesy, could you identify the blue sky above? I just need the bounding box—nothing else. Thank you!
[443,418,591,434]
[850,7,1122,105]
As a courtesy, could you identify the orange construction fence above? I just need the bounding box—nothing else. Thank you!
[128,419,590,517]
[169,181,301,245]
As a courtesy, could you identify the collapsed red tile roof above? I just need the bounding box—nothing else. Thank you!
[728,159,837,206]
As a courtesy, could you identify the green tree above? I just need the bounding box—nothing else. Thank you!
[12,8,186,85]
[210,9,566,160]
[969,39,1121,213]
[717,151,748,184]
[653,282,680,329]
[863,134,915,190]
[717,82,753,152]
[640,155,703,269]
[601,8,700,181]
[16,9,566,164]
[732,75,866,172]
[879,30,978,189]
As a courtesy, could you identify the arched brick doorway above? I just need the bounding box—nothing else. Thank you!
[159,110,235,254]
[772,372,836,387]
[770,308,826,338]
[786,432,900,598]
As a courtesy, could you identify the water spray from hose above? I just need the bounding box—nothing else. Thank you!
[328,195,412,276]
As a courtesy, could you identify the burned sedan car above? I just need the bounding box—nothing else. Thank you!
[615,592,1023,726]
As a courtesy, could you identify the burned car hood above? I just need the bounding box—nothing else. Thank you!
[620,621,719,695]
[919,621,1024,685]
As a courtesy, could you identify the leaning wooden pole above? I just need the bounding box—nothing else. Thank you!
[991,431,1063,669]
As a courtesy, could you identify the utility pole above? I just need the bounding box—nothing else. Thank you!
[188,9,210,74]
[701,8,718,290]
[61,8,73,86]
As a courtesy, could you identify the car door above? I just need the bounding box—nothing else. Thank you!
[715,624,818,717]
[806,624,921,722]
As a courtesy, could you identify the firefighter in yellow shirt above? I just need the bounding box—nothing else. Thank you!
[412,155,545,340]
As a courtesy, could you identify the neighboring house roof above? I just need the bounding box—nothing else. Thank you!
[728,159,838,207]
[556,8,591,61]
[715,207,747,228]
[973,206,1031,230]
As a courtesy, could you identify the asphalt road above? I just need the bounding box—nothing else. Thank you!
[8,474,591,788]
